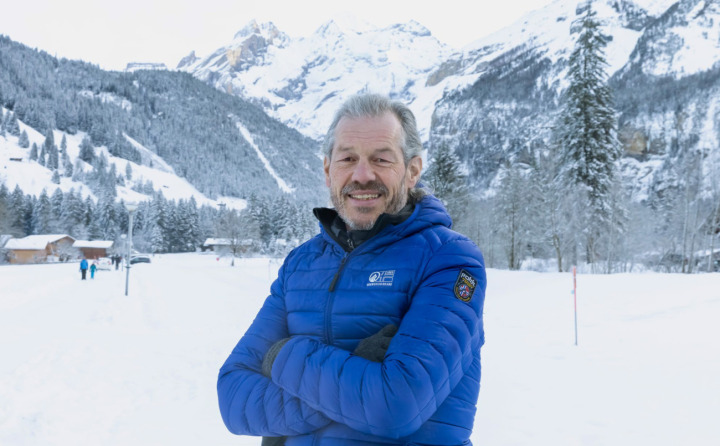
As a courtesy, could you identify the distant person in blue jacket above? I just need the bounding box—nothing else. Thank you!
[79,258,88,280]
[218,94,486,446]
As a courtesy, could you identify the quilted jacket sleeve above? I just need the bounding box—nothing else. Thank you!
[269,238,486,439]
[217,260,332,436]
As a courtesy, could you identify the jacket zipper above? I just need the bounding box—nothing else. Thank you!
[325,249,351,345]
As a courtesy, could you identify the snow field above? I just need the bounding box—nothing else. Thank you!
[0,254,718,445]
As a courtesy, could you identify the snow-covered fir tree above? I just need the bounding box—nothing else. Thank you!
[18,130,29,148]
[6,111,20,136]
[31,190,52,235]
[38,142,46,167]
[79,136,95,164]
[553,1,623,266]
[29,143,38,162]
[423,143,470,228]
[44,130,59,170]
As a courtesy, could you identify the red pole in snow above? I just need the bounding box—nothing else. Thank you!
[573,266,578,346]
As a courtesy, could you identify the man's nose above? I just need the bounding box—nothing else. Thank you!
[351,159,376,184]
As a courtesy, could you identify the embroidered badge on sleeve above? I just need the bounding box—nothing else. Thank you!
[454,269,477,302]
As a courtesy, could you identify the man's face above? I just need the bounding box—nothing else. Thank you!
[324,112,422,230]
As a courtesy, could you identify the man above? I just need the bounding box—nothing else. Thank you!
[218,94,486,445]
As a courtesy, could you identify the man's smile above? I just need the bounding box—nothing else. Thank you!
[348,193,381,200]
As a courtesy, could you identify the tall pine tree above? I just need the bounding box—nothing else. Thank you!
[423,143,470,228]
[553,2,622,266]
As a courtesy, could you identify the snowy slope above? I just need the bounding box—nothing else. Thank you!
[0,254,718,445]
[0,108,245,210]
[235,123,294,193]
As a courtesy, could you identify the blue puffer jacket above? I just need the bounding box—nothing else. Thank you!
[218,194,486,445]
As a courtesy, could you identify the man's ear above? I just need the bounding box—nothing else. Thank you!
[324,157,331,187]
[406,156,422,188]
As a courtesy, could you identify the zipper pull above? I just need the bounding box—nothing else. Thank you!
[329,255,348,292]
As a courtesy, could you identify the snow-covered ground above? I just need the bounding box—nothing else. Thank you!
[0,254,718,445]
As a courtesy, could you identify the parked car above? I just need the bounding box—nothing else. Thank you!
[96,257,113,270]
[130,255,151,264]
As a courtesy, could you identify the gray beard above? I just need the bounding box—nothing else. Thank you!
[331,180,408,231]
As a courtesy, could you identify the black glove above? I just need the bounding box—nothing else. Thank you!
[261,338,290,378]
[261,436,286,446]
[353,324,398,362]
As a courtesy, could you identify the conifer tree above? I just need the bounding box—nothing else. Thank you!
[38,145,46,166]
[186,196,201,250]
[423,143,469,226]
[30,143,38,161]
[0,183,9,236]
[44,130,59,170]
[79,136,96,163]
[18,130,30,148]
[50,188,64,232]
[62,152,73,177]
[553,2,622,265]
[31,189,53,234]
[97,193,118,240]
[61,189,86,235]
[7,112,21,136]
[8,186,27,236]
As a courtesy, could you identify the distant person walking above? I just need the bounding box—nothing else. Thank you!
[90,261,97,279]
[80,258,88,280]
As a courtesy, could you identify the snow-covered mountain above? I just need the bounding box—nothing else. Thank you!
[179,0,720,202]
[178,18,453,140]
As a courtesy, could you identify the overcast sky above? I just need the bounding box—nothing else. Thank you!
[2,0,556,71]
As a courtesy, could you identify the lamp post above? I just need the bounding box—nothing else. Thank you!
[124,202,138,296]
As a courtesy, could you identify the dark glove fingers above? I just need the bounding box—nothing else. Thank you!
[261,338,290,378]
[380,324,398,337]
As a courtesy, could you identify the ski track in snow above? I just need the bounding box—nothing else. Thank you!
[236,123,294,194]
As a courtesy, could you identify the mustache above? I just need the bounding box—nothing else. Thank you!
[341,181,388,196]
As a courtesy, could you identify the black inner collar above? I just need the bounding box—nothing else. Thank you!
[314,202,415,252]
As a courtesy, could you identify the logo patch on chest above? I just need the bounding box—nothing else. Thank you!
[454,269,477,302]
[367,270,395,287]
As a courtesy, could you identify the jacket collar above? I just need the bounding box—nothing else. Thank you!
[313,193,451,252]
[313,203,415,252]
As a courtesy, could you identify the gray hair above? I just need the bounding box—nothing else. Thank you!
[322,94,424,165]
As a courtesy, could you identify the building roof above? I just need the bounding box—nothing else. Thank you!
[73,240,114,249]
[4,234,74,250]
[0,234,13,248]
[203,238,232,246]
[203,238,253,246]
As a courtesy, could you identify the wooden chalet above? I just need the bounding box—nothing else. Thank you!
[72,240,115,259]
[4,234,76,264]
